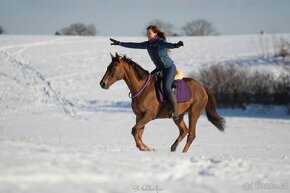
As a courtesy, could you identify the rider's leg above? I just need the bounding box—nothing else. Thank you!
[163,65,179,120]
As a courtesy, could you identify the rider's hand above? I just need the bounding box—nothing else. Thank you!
[110,38,121,45]
[174,41,184,48]
[150,68,158,75]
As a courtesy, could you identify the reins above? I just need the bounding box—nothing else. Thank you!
[128,75,152,99]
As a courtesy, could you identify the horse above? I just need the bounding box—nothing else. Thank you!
[100,52,225,153]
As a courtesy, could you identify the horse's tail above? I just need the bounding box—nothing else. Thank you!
[204,86,225,132]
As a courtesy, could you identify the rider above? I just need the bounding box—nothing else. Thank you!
[110,25,184,120]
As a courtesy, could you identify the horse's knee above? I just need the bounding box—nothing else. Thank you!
[187,132,196,141]
[131,127,137,135]
[180,128,189,136]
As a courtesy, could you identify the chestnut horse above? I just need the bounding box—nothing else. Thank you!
[100,53,225,153]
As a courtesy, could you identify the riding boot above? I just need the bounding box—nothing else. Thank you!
[168,93,179,120]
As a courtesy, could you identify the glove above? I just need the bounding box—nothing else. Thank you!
[110,38,120,45]
[151,69,163,77]
[174,41,184,48]
[150,68,159,75]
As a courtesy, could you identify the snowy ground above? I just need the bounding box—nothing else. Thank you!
[0,34,289,193]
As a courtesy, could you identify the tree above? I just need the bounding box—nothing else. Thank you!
[182,19,217,36]
[57,23,97,36]
[55,31,61,36]
[0,26,5,34]
[145,19,178,36]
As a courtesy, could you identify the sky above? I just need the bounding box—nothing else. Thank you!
[0,0,290,36]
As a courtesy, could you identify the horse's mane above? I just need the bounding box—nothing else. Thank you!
[121,55,149,80]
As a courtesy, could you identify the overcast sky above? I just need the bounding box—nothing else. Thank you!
[1,0,290,36]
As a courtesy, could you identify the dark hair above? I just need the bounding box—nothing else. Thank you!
[146,25,170,55]
[147,25,168,41]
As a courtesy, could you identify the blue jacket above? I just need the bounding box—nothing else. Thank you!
[120,37,177,70]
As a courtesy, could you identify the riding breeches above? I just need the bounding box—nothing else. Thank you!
[162,65,177,98]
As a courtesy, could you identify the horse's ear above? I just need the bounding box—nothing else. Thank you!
[115,52,120,61]
[110,52,114,59]
[115,52,120,59]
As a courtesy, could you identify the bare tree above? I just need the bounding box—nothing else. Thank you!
[0,26,5,34]
[273,36,290,60]
[145,19,178,36]
[192,63,290,110]
[55,31,61,36]
[57,23,98,36]
[182,19,217,36]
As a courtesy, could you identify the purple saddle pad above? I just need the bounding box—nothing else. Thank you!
[156,79,191,103]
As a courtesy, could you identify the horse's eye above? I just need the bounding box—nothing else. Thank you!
[110,69,115,76]
[108,66,116,76]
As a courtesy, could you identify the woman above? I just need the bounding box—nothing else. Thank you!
[110,25,184,120]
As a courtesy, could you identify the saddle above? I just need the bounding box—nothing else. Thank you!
[154,70,191,103]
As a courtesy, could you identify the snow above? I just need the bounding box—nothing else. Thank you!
[0,34,289,193]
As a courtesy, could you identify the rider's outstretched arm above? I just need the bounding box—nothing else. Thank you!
[158,39,184,49]
[110,38,147,49]
[120,41,147,49]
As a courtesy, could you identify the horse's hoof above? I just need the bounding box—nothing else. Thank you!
[145,147,156,152]
[137,145,146,151]
[171,147,176,152]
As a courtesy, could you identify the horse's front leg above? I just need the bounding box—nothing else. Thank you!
[132,113,153,151]
[137,120,156,152]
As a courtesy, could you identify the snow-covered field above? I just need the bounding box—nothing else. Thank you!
[0,34,289,193]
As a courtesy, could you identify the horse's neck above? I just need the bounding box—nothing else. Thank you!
[123,63,147,94]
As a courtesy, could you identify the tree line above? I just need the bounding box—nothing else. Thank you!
[1,18,217,36]
[54,19,217,36]
[0,25,5,34]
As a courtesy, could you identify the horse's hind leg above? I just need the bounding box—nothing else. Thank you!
[182,100,206,152]
[171,114,189,152]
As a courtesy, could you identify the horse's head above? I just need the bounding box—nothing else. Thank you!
[100,52,125,89]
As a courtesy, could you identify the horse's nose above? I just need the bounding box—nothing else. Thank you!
[100,81,105,89]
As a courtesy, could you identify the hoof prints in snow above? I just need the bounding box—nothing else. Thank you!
[0,50,131,118]
[192,157,251,179]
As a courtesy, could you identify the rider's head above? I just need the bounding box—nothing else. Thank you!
[146,25,167,41]
[146,25,170,55]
